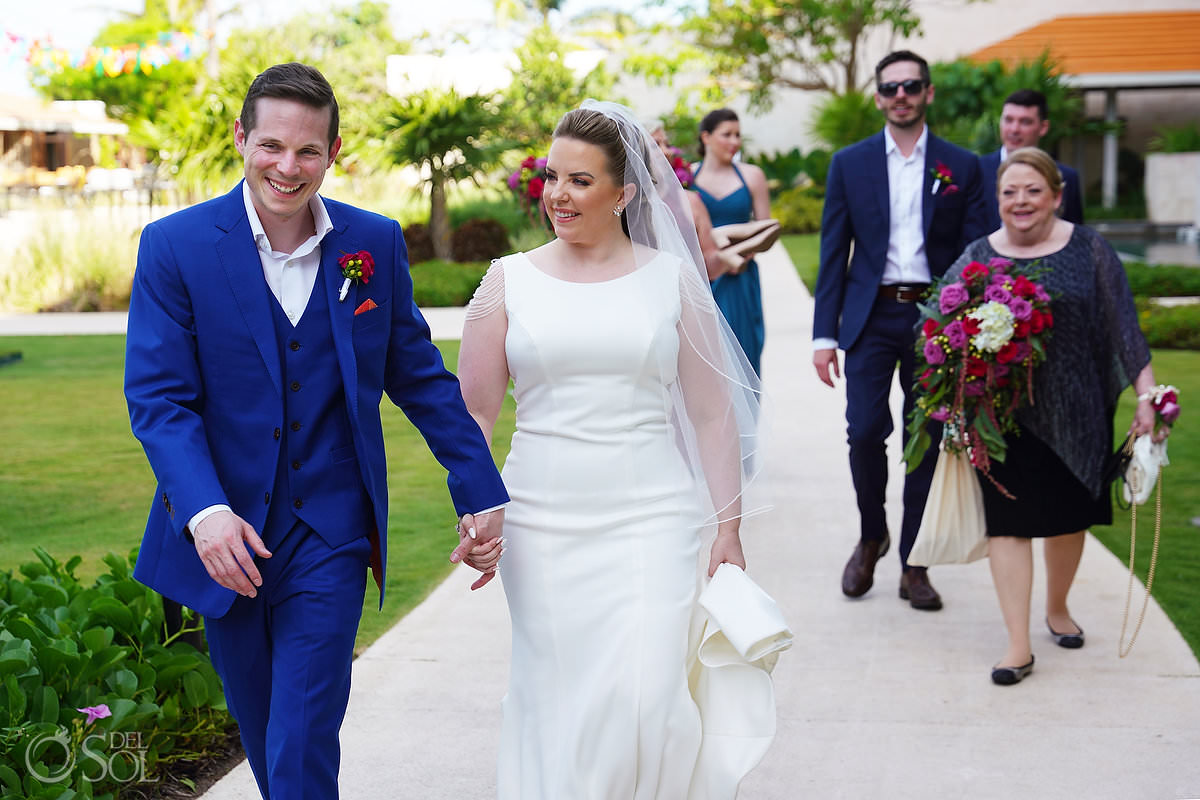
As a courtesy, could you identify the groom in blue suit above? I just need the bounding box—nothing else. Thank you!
[813,51,988,610]
[124,63,508,799]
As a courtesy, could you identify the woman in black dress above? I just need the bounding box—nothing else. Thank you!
[946,148,1170,685]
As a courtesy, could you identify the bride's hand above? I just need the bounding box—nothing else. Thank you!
[707,530,745,577]
[450,510,506,590]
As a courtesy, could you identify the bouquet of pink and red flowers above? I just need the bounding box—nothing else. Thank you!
[507,155,549,227]
[903,257,1055,486]
[663,146,693,189]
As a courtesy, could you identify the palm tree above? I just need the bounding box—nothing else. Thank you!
[380,90,506,260]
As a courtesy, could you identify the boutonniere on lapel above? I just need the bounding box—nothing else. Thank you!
[337,250,375,301]
[930,162,959,196]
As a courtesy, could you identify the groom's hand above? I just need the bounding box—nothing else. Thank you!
[450,508,505,590]
[192,510,272,597]
[813,348,840,387]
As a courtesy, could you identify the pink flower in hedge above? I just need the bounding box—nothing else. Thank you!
[944,319,967,350]
[923,339,946,365]
[939,282,969,314]
[507,171,521,191]
[1008,296,1033,321]
[534,157,548,169]
[984,284,1013,305]
[78,705,111,724]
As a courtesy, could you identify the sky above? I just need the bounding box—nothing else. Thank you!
[1,0,652,96]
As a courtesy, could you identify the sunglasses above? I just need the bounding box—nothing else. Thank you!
[877,79,926,97]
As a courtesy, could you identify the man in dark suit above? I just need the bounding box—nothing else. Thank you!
[979,89,1084,228]
[812,50,988,610]
[124,63,508,799]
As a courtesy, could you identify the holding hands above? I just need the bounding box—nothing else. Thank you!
[450,508,506,590]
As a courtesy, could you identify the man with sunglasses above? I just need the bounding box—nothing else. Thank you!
[980,88,1084,228]
[812,50,988,611]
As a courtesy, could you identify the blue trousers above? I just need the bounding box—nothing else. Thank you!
[205,521,370,800]
[843,296,941,568]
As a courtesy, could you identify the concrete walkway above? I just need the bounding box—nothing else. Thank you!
[7,249,1197,798]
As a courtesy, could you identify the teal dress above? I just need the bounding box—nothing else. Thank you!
[694,162,764,375]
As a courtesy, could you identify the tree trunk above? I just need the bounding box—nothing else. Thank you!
[430,176,452,261]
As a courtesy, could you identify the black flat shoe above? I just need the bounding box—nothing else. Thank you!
[1047,618,1085,649]
[991,655,1035,686]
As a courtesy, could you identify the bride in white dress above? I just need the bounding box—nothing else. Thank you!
[457,102,765,799]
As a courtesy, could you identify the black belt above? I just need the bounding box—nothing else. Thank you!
[878,283,930,303]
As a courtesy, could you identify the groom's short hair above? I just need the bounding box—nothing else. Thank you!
[240,62,340,147]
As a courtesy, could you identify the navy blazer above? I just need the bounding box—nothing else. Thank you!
[125,183,509,617]
[813,131,989,351]
[979,149,1084,229]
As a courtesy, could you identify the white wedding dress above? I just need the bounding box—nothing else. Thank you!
[495,250,708,799]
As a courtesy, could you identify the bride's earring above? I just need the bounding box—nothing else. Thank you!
[612,205,623,216]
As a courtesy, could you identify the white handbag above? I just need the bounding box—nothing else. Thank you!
[1123,434,1169,506]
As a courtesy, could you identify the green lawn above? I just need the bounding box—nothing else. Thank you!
[781,233,820,293]
[0,335,515,654]
[779,234,1200,658]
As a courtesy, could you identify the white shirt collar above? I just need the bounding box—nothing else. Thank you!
[241,180,334,255]
[883,124,928,158]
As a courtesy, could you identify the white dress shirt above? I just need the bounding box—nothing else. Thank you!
[880,124,932,287]
[813,126,932,352]
[187,186,333,533]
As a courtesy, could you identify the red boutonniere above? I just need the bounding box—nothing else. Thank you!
[930,161,958,196]
[337,250,375,302]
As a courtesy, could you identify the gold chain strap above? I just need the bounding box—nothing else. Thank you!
[1118,462,1162,658]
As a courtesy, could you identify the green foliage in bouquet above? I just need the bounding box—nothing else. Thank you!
[903,258,1056,485]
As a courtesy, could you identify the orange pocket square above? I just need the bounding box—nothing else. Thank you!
[354,298,378,316]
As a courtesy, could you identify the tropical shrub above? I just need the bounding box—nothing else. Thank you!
[0,548,233,799]
[450,219,511,263]
[402,223,436,265]
[1149,123,1200,154]
[1136,302,1200,350]
[773,187,825,234]
[409,260,489,308]
[1123,262,1200,297]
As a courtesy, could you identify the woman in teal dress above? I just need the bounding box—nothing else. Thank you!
[692,108,771,375]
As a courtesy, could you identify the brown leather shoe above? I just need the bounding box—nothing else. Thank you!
[841,534,890,597]
[899,567,943,611]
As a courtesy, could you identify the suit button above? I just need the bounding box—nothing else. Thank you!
[264,492,271,504]
[273,428,281,440]
[291,421,302,432]
[290,381,301,392]
[292,460,301,470]
[290,341,301,351]
[293,498,303,509]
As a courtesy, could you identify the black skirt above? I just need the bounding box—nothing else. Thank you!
[980,424,1113,538]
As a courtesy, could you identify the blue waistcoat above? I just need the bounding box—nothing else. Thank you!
[266,275,372,548]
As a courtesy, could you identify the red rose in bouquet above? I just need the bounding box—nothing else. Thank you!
[903,258,1055,492]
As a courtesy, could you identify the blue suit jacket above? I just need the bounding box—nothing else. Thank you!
[813,131,989,350]
[979,149,1084,229]
[125,183,509,618]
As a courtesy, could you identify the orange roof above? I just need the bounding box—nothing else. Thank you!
[968,12,1200,75]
